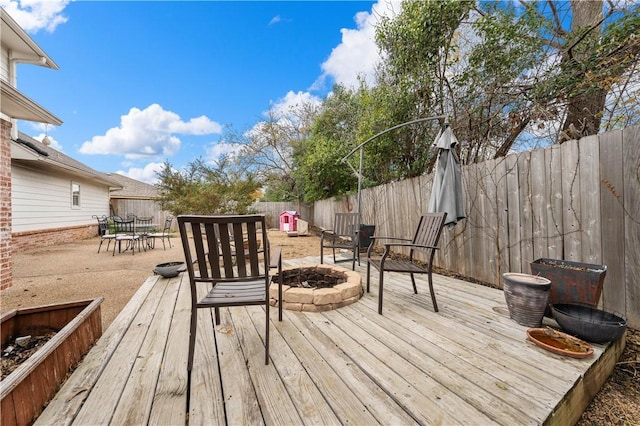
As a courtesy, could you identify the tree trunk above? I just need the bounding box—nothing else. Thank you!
[559,0,605,142]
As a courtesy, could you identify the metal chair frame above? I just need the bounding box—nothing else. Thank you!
[320,213,360,270]
[178,214,283,372]
[147,215,173,250]
[366,212,447,314]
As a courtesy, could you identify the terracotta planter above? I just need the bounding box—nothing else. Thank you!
[502,273,551,327]
[1,298,103,426]
[530,259,607,313]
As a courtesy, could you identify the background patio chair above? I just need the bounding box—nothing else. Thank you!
[94,215,117,253]
[366,212,447,314]
[146,215,173,250]
[135,216,154,248]
[112,217,143,255]
[177,214,283,369]
[320,212,359,270]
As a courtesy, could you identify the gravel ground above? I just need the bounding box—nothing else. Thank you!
[2,229,637,424]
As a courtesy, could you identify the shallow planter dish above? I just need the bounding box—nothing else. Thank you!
[550,303,627,344]
[1,298,103,425]
[153,261,186,278]
[527,327,594,358]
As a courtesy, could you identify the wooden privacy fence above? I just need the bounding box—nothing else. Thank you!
[313,125,640,328]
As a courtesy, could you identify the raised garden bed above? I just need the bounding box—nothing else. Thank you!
[1,298,103,426]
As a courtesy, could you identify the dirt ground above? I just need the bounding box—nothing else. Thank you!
[2,229,638,424]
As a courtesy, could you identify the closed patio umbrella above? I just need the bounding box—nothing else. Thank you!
[428,125,465,226]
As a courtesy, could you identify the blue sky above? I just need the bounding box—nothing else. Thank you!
[4,0,398,183]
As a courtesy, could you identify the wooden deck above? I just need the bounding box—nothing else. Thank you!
[36,256,624,425]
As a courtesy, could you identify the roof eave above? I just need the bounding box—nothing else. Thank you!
[1,80,63,125]
[1,8,58,70]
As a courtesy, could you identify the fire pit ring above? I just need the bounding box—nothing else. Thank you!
[269,264,362,312]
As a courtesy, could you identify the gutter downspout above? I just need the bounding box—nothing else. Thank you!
[7,51,47,138]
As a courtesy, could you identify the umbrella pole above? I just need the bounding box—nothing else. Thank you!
[341,114,449,238]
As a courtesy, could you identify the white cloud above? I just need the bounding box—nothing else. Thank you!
[269,15,281,26]
[79,103,222,160]
[316,0,401,89]
[270,90,322,118]
[117,162,165,185]
[0,0,70,33]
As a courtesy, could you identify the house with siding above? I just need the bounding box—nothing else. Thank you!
[0,8,120,289]
[11,132,122,251]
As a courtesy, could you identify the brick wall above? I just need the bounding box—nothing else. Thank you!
[1,119,13,290]
[12,225,98,253]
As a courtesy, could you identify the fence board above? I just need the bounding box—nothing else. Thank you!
[481,159,499,282]
[561,140,582,261]
[505,154,521,275]
[494,158,510,277]
[598,130,626,314]
[579,135,602,264]
[518,152,533,271]
[623,126,640,327]
[530,149,547,262]
[545,145,564,260]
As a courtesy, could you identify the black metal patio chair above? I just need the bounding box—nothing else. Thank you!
[366,212,447,314]
[320,212,359,270]
[178,214,283,369]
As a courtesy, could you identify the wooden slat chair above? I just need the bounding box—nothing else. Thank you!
[366,212,447,315]
[320,212,359,270]
[177,214,283,370]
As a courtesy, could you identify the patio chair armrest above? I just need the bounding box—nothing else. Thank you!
[269,246,282,272]
[370,236,411,243]
[383,242,439,251]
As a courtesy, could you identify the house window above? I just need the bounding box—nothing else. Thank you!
[71,182,81,207]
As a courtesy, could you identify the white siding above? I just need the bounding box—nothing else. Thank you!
[1,45,8,81]
[12,164,111,232]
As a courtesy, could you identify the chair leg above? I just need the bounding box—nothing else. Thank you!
[410,274,418,294]
[428,272,439,312]
[214,307,221,325]
[378,269,385,315]
[188,310,197,372]
[265,300,270,365]
[98,240,103,254]
[278,275,283,322]
[366,262,371,292]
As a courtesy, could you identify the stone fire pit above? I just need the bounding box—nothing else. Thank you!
[269,264,362,312]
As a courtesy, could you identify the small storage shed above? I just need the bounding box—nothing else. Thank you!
[279,211,300,232]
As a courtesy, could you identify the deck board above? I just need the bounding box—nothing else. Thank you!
[36,256,624,425]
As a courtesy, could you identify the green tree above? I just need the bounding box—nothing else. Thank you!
[155,158,260,216]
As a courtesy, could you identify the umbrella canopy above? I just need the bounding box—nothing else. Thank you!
[427,125,465,226]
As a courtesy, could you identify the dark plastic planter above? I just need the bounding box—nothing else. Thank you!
[550,303,627,344]
[530,259,607,315]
